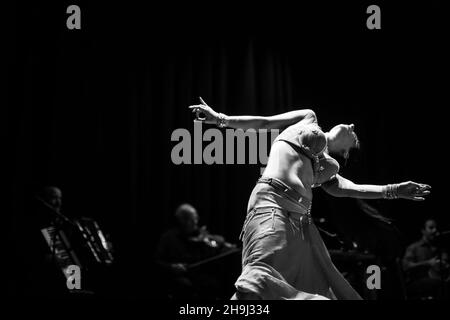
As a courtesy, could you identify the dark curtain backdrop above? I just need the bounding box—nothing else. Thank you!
[8,2,446,297]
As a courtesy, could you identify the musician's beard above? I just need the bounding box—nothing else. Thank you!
[424,233,438,244]
[429,236,439,245]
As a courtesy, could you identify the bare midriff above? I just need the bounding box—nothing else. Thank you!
[262,140,315,201]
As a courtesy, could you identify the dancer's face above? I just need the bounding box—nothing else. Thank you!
[328,124,358,159]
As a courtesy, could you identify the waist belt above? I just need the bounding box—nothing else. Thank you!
[257,177,312,209]
[241,206,313,241]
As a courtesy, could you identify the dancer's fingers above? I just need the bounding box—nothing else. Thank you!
[415,187,431,195]
[416,184,431,196]
[189,105,205,118]
[191,108,202,115]
[196,110,206,121]
[415,183,431,190]
[199,96,208,106]
[413,196,425,201]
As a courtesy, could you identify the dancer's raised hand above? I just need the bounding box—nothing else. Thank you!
[188,97,219,124]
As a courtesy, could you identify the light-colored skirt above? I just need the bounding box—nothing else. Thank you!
[235,179,362,300]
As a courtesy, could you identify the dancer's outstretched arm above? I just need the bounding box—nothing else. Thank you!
[321,174,431,201]
[188,97,316,130]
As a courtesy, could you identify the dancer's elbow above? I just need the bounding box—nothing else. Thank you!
[305,109,317,120]
[300,109,317,124]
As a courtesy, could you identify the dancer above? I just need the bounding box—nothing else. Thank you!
[189,98,431,300]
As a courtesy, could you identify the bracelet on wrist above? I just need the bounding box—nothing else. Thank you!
[216,113,228,128]
[383,184,399,199]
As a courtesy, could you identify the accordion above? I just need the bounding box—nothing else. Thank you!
[40,217,114,290]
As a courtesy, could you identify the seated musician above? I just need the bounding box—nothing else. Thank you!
[154,203,236,299]
[15,186,68,296]
[16,185,114,296]
[403,218,450,299]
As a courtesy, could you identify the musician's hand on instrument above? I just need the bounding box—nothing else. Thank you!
[398,181,431,201]
[224,242,238,249]
[211,234,225,244]
[171,263,187,274]
[188,97,219,124]
[427,257,441,268]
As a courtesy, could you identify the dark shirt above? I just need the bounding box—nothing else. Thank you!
[154,228,220,270]
[403,239,439,281]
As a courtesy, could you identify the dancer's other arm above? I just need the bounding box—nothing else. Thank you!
[321,174,431,201]
[188,97,316,130]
